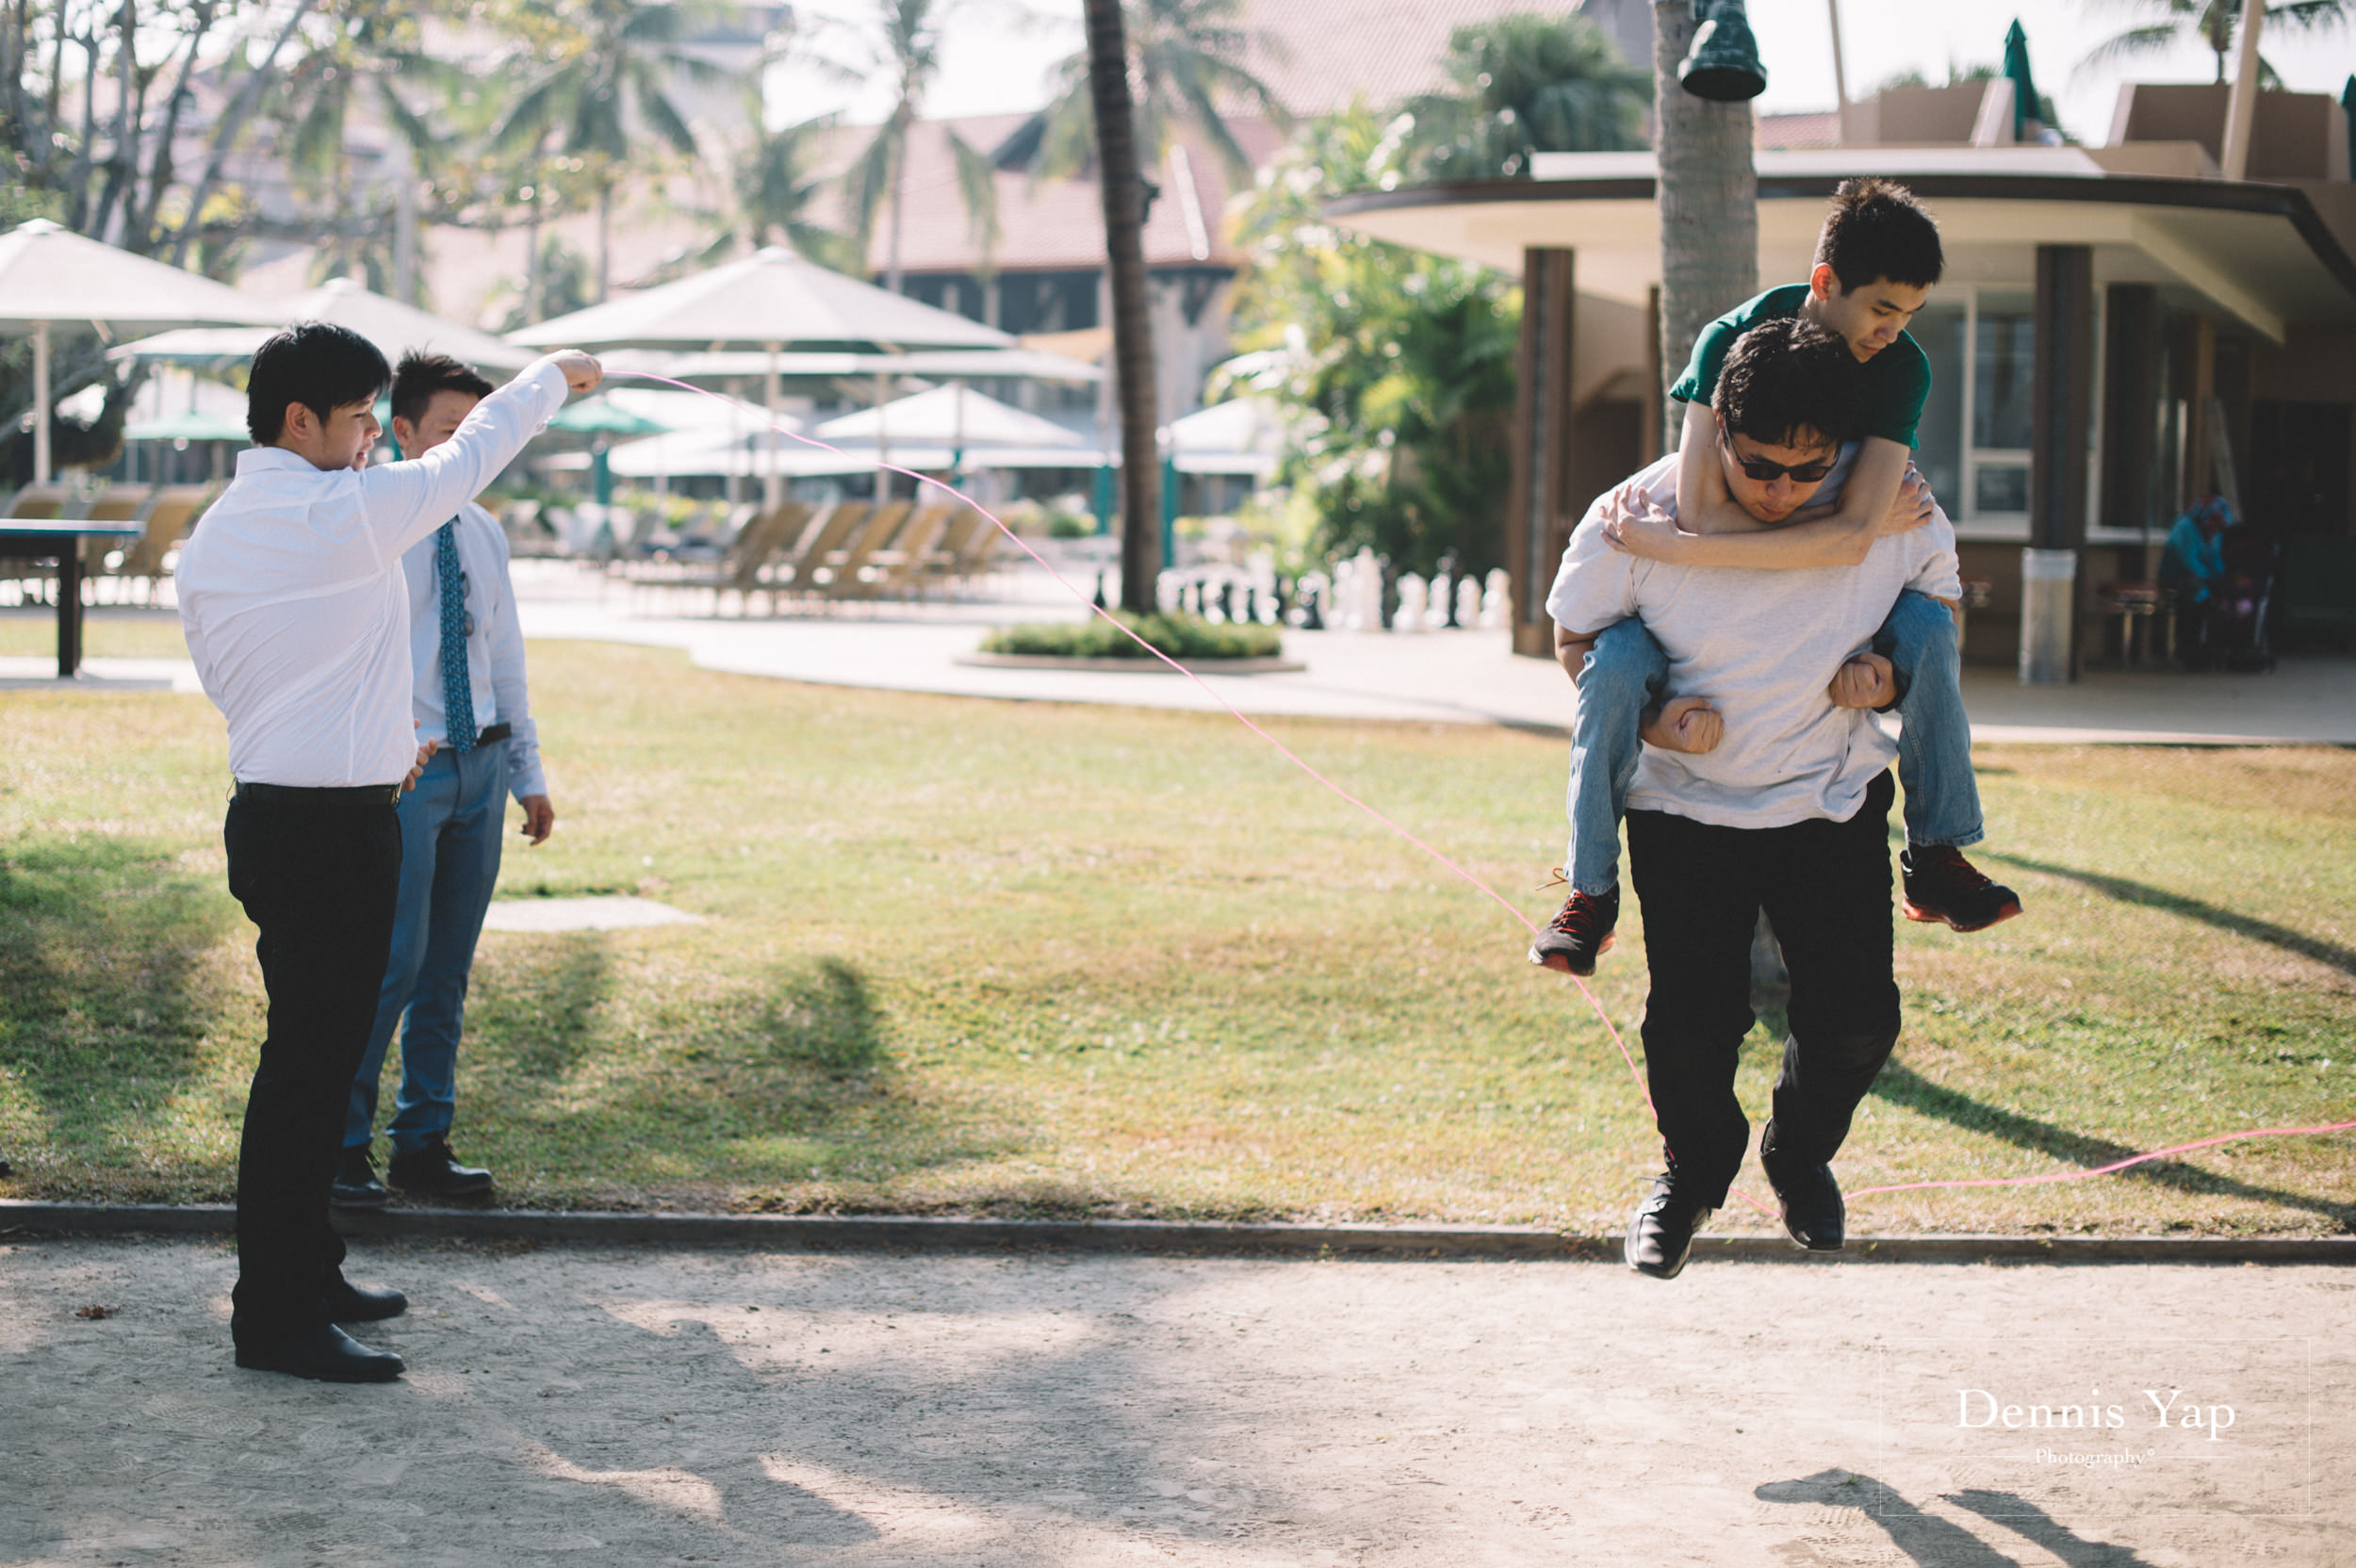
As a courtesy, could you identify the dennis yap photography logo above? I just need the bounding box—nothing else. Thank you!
[1955,1385,2237,1441]
[1872,1338,2314,1520]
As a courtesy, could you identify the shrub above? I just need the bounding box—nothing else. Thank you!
[981,612,1283,661]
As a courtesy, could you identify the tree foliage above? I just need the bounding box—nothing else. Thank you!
[2079,0,2352,88]
[1033,0,1291,184]
[1399,11,1650,180]
[1223,108,1519,578]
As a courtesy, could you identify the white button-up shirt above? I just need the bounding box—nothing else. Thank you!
[402,499,547,799]
[178,360,568,788]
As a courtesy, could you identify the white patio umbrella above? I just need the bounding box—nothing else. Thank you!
[510,246,1016,509]
[813,384,1087,451]
[0,219,284,484]
[113,275,535,376]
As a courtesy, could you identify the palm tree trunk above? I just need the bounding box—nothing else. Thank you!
[597,181,613,302]
[887,132,907,294]
[1084,0,1161,615]
[1652,0,1757,448]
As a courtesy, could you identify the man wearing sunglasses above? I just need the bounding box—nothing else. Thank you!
[1530,178,2018,985]
[1543,317,1959,1280]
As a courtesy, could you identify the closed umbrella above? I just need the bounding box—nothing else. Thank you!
[2002,20,2042,140]
[0,219,283,484]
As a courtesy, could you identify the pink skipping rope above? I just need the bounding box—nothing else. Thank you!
[605,370,2355,1218]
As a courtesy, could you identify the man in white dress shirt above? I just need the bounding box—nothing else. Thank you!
[331,352,555,1210]
[177,322,598,1382]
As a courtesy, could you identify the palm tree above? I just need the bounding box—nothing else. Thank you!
[737,111,865,270]
[2081,0,2352,86]
[1033,0,1291,185]
[1652,0,1756,449]
[1401,12,1652,180]
[837,0,1000,293]
[1082,0,1162,614]
[496,0,723,301]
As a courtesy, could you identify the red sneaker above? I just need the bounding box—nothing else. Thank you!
[1901,846,2021,932]
[1529,884,1619,976]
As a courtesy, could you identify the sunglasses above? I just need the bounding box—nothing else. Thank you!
[1720,433,1836,484]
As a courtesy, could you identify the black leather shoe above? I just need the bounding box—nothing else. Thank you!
[329,1145,387,1209]
[1625,1174,1711,1280]
[386,1137,494,1198]
[1762,1150,1845,1251]
[325,1277,408,1323]
[235,1324,404,1383]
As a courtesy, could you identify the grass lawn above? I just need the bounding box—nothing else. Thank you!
[1,615,2349,1234]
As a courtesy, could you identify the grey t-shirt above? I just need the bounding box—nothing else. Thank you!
[1545,449,1961,829]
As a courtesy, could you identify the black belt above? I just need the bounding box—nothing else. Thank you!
[469,722,513,747]
[233,780,402,807]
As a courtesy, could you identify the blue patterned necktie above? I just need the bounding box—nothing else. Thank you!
[435,519,478,753]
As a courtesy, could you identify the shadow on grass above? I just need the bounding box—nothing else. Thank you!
[1870,1059,2353,1229]
[1983,851,2356,979]
[461,943,1013,1196]
[0,835,236,1177]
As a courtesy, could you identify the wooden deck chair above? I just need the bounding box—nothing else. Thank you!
[926,506,1006,595]
[853,503,957,602]
[650,499,811,615]
[810,500,912,607]
[122,485,215,604]
[72,484,155,592]
[0,484,80,605]
[764,500,870,609]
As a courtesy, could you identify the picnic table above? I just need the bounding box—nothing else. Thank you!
[0,517,145,677]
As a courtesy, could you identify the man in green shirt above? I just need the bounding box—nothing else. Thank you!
[1530,178,2019,983]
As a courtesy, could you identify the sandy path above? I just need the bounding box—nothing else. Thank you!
[3,1237,2348,1567]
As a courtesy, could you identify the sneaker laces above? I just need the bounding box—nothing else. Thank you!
[1913,845,1999,893]
[1546,889,1610,937]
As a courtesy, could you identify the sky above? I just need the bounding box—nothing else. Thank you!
[769,0,2355,148]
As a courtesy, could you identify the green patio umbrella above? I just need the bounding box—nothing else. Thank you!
[2002,20,2041,140]
[547,399,669,503]
[548,399,669,437]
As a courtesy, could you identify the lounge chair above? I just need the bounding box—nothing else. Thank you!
[850,503,959,602]
[808,500,913,608]
[637,500,812,616]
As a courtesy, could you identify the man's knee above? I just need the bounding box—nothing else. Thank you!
[1579,621,1669,717]
[1877,591,1956,678]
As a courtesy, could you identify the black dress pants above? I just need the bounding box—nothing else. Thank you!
[1624,770,1902,1208]
[222,789,402,1347]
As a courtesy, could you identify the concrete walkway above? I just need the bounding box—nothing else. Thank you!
[6,571,2350,743]
[4,1235,2345,1567]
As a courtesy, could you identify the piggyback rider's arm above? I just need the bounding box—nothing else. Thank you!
[1640,408,1925,567]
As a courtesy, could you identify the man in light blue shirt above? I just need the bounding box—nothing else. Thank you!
[333,351,557,1207]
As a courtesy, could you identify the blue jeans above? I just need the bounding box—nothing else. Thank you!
[1562,590,1983,894]
[344,743,509,1154]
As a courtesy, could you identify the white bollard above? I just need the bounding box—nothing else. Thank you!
[1352,548,1383,630]
[1397,574,1428,633]
[1456,574,1482,629]
[1481,568,1510,629]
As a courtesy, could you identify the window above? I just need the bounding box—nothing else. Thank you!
[1909,303,1965,513]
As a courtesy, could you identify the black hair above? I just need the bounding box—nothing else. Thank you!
[389,351,496,428]
[245,321,391,445]
[1814,177,1943,291]
[1712,317,1864,450]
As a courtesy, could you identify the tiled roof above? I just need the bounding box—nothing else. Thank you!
[1758,111,1841,150]
[820,114,1281,276]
